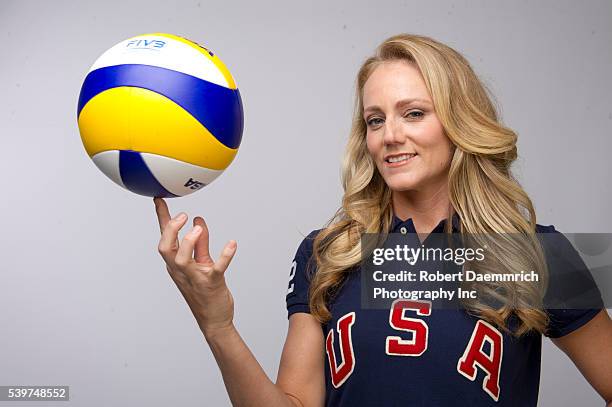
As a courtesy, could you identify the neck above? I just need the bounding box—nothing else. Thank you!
[392,180,451,233]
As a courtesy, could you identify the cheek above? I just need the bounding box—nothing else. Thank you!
[418,124,453,169]
[365,133,380,157]
[429,143,453,171]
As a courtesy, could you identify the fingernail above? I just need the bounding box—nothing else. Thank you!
[176,212,187,221]
[192,225,202,234]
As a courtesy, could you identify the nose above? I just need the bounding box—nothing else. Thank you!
[382,116,405,146]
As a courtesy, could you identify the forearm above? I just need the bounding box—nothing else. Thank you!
[204,324,297,407]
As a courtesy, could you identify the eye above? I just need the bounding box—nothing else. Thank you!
[366,117,384,127]
[405,110,424,119]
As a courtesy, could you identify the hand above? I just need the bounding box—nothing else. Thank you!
[154,197,238,337]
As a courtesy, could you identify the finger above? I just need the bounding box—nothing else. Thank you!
[158,212,188,262]
[154,197,172,235]
[174,225,202,270]
[193,216,213,266]
[212,240,237,275]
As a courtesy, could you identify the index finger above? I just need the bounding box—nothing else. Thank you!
[154,197,171,234]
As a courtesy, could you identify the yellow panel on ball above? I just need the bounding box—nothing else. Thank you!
[77,86,238,171]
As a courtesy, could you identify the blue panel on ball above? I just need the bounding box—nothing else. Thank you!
[119,150,179,198]
[78,64,244,149]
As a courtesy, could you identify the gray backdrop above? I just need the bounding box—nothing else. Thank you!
[1,0,610,405]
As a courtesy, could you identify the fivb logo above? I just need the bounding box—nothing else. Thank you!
[184,178,205,190]
[125,39,166,49]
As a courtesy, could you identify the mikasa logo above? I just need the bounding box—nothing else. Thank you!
[184,178,205,190]
[125,39,166,49]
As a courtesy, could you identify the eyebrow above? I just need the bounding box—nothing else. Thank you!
[363,98,432,115]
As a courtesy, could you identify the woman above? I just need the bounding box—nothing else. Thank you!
[154,34,611,406]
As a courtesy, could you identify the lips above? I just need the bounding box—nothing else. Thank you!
[384,153,417,163]
[384,153,417,168]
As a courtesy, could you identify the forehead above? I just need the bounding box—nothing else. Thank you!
[362,60,431,106]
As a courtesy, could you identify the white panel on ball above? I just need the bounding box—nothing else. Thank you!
[91,150,126,189]
[88,34,231,88]
[140,153,225,196]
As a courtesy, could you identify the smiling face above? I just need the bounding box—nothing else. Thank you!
[364,60,454,194]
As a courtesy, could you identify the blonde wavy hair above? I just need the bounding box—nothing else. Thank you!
[307,33,551,337]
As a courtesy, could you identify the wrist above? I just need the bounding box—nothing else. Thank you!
[203,322,237,343]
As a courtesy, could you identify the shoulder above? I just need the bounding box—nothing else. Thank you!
[292,228,324,272]
[534,223,575,259]
[295,228,323,256]
[534,222,584,275]
[535,223,556,233]
[534,223,605,337]
[534,223,571,263]
[534,224,595,274]
[285,228,324,318]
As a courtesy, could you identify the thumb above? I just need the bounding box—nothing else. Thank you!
[213,240,237,274]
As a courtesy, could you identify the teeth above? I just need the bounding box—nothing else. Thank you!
[387,154,415,163]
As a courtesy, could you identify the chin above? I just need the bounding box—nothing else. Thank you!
[382,174,422,192]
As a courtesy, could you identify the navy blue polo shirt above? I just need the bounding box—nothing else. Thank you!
[286,214,604,406]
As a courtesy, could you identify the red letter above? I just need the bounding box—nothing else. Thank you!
[386,299,431,356]
[457,320,503,401]
[326,312,356,388]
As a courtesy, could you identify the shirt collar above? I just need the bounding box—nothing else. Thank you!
[390,211,461,233]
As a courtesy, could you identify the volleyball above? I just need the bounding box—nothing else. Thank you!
[76,33,244,198]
